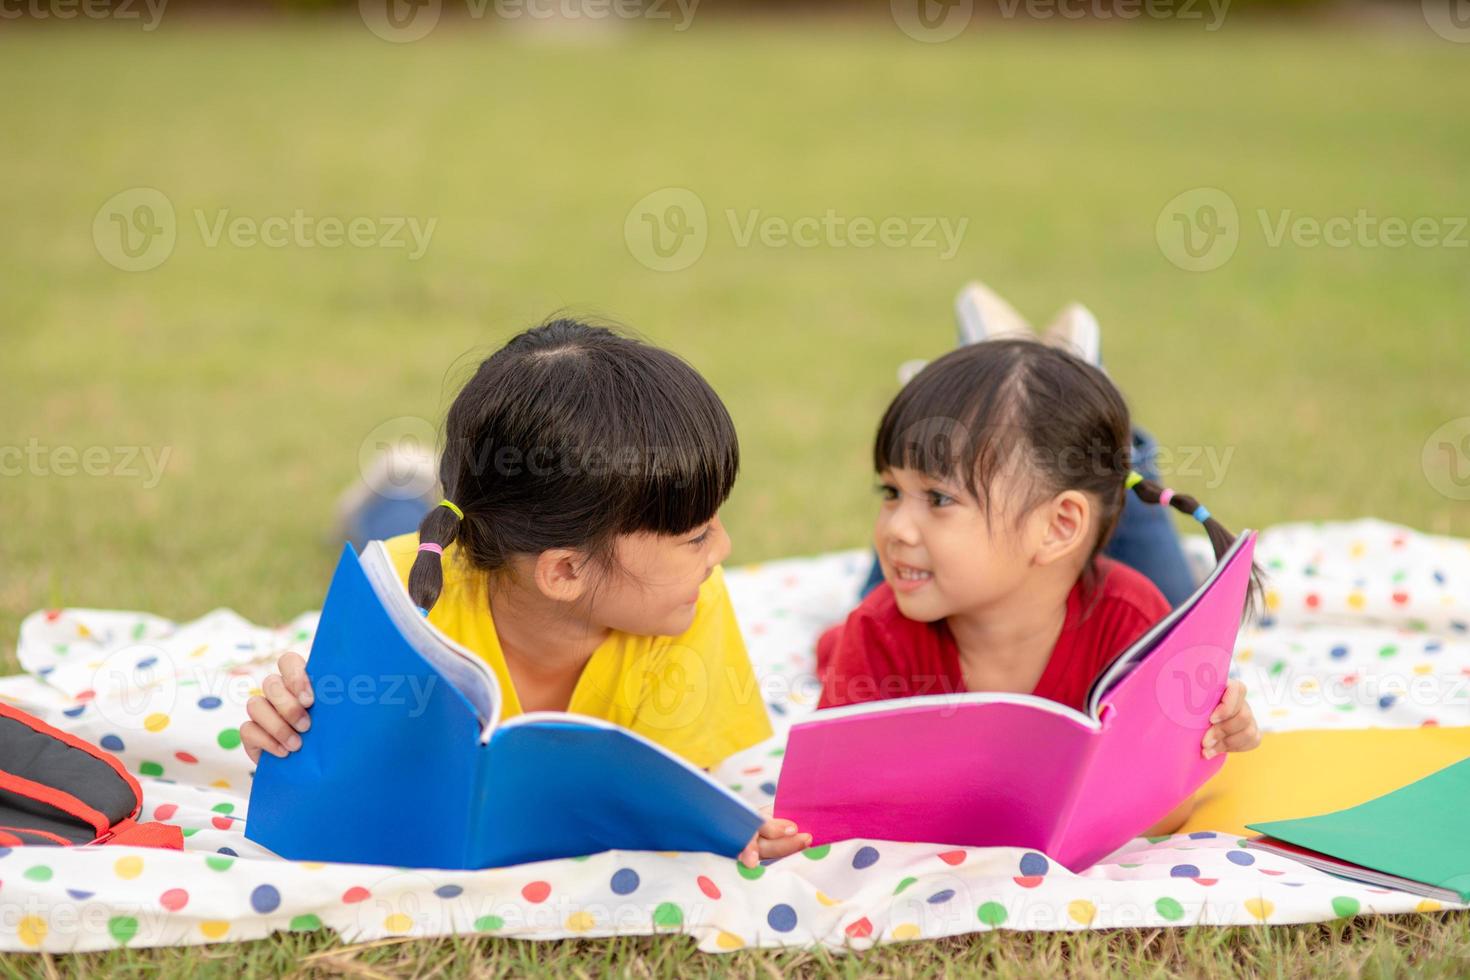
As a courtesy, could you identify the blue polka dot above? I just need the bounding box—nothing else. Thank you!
[1379,695,1396,710]
[1170,864,1201,878]
[63,705,86,718]
[67,889,94,900]
[1226,850,1255,866]
[927,889,956,904]
[0,847,11,859]
[1259,616,1277,629]
[1433,570,1446,585]
[610,868,640,895]
[198,696,222,710]
[100,734,124,751]
[250,884,281,914]
[434,885,463,898]
[1188,831,1217,839]
[1329,645,1349,660]
[852,846,880,870]
[1451,621,1467,634]
[1019,852,1049,876]
[1284,881,1305,888]
[136,656,157,670]
[769,703,786,716]
[217,847,238,857]
[38,666,53,677]
[758,781,776,796]
[767,903,798,932]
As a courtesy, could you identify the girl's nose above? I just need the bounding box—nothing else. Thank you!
[880,502,921,547]
[709,515,732,568]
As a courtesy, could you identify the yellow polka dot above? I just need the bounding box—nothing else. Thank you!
[1271,708,1290,718]
[199,921,229,939]
[1347,592,1366,611]
[144,713,170,733]
[1350,542,1365,558]
[715,930,744,950]
[191,645,208,658]
[18,915,47,948]
[1245,898,1274,921]
[77,624,93,639]
[816,891,840,907]
[1445,595,1457,606]
[114,856,144,879]
[1415,663,1434,676]
[249,688,263,698]
[1417,899,1443,913]
[891,923,921,940]
[1067,900,1096,926]
[1237,649,1254,663]
[298,862,325,870]
[1298,678,1318,692]
[1265,590,1281,611]
[565,911,596,931]
[210,779,231,789]
[384,913,413,933]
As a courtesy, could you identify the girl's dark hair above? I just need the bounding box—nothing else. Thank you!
[874,338,1262,610]
[408,317,739,612]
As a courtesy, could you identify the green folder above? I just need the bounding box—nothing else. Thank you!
[1245,756,1470,903]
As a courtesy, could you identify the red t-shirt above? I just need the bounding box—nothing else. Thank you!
[816,557,1171,712]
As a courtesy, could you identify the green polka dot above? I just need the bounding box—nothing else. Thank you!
[211,802,235,814]
[1336,702,1358,712]
[801,844,831,861]
[1269,660,1286,676]
[768,746,785,757]
[205,855,234,871]
[1332,896,1361,918]
[474,915,504,931]
[23,865,52,882]
[109,915,139,945]
[727,784,742,793]
[894,876,917,895]
[216,728,242,750]
[289,914,322,931]
[1379,645,1399,658]
[1156,897,1185,921]
[295,629,311,642]
[182,828,199,838]
[736,862,765,880]
[570,854,591,862]
[1409,620,1428,633]
[54,643,69,655]
[1119,863,1141,869]
[138,761,164,777]
[977,901,1007,926]
[1146,835,1172,844]
[653,902,683,927]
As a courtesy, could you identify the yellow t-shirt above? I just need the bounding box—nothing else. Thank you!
[383,533,773,770]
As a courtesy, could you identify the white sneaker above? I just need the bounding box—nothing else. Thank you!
[897,358,929,385]
[954,281,1034,347]
[1041,302,1102,367]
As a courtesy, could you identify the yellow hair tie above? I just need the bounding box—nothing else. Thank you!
[438,498,464,520]
[1125,471,1143,490]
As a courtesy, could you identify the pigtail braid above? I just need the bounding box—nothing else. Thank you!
[407,498,464,614]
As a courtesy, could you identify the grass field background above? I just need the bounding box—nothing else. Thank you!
[2,13,1468,975]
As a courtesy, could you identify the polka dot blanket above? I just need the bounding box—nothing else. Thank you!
[1,518,1466,953]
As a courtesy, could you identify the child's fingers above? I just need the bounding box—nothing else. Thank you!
[240,718,286,761]
[278,652,313,708]
[246,695,302,753]
[262,673,311,734]
[1221,719,1261,751]
[757,831,813,862]
[758,818,800,840]
[1208,679,1245,724]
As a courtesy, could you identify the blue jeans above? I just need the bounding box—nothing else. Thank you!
[858,426,1197,608]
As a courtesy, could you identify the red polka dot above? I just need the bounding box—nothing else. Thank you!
[1305,594,1320,610]
[1392,592,1410,606]
[741,766,762,775]
[1423,719,1440,727]
[160,888,189,911]
[521,881,551,903]
[1259,869,1284,876]
[696,875,721,900]
[342,887,371,903]
[211,816,233,830]
[44,609,62,622]
[1193,878,1219,886]
[845,917,873,939]
[153,804,178,820]
[75,689,95,702]
[1013,875,1044,888]
[937,850,966,866]
[174,752,198,764]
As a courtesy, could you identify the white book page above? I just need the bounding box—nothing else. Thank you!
[795,690,1098,730]
[358,541,502,742]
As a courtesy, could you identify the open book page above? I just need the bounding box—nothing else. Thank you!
[358,541,501,740]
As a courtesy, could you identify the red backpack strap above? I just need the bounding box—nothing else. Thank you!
[0,769,108,837]
[0,702,146,810]
[102,817,183,850]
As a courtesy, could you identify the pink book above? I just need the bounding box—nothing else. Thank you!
[773,531,1257,872]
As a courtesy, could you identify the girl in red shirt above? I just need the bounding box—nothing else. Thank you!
[817,338,1263,832]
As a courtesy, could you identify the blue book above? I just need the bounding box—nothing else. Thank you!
[245,542,765,870]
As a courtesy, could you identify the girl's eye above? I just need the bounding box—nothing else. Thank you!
[877,483,899,502]
[688,527,712,546]
[928,490,955,508]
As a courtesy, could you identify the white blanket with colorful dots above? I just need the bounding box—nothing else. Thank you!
[1,518,1466,953]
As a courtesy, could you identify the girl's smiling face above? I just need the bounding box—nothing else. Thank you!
[874,465,1045,623]
[592,514,733,637]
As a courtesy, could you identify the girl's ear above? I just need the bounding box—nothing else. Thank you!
[1032,490,1092,567]
[532,549,593,603]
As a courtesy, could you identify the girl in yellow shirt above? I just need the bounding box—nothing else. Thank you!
[241,318,807,866]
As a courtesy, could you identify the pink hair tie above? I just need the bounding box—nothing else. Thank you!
[1158,488,1175,507]
[418,542,444,556]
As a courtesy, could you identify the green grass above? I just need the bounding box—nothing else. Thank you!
[2,12,1469,975]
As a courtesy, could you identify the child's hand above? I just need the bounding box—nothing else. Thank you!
[1202,678,1259,759]
[241,652,314,764]
[739,818,812,868]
